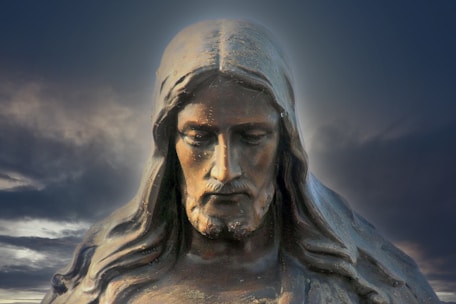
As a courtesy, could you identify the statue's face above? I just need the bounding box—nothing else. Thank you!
[175,77,280,240]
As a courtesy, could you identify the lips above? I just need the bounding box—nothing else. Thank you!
[205,192,249,200]
[203,193,249,217]
[203,192,248,206]
[207,191,245,196]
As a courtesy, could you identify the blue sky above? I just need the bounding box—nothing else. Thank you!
[0,1,455,302]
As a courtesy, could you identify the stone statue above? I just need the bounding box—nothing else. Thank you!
[42,19,439,304]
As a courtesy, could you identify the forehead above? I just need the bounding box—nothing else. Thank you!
[177,78,279,129]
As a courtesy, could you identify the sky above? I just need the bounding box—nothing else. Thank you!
[0,0,455,303]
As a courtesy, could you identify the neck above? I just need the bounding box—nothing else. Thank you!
[186,209,279,271]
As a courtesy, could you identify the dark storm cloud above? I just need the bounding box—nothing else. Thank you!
[0,235,81,254]
[0,124,140,221]
[308,119,456,292]
[0,235,81,291]
[0,81,149,221]
[0,264,54,289]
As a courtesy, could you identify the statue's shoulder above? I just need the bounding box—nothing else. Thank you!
[282,251,437,304]
[304,175,439,302]
[279,252,360,303]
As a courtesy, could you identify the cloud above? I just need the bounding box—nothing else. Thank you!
[0,79,151,175]
[307,118,456,235]
[0,224,80,300]
[395,241,456,300]
[0,81,145,147]
[394,241,448,277]
[0,219,89,239]
[437,291,456,303]
[0,260,53,290]
[0,218,86,294]
[0,289,44,304]
[0,245,48,269]
[0,79,151,221]
[306,119,456,296]
[0,78,155,301]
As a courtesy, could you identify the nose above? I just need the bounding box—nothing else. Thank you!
[210,135,242,183]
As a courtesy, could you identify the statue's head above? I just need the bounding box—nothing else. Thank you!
[149,19,307,242]
[175,74,280,241]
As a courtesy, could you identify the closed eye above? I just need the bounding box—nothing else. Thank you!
[179,129,214,147]
[239,130,270,145]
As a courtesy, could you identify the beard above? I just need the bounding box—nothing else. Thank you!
[186,208,253,241]
[182,184,275,241]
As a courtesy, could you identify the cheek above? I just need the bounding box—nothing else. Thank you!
[175,140,211,185]
[247,142,278,176]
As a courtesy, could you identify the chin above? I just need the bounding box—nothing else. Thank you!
[225,220,255,241]
[207,219,255,241]
[188,208,259,241]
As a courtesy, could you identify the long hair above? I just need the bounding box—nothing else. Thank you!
[44,19,438,304]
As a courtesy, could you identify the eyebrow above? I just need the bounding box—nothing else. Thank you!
[178,121,277,133]
[233,122,277,132]
[178,122,218,133]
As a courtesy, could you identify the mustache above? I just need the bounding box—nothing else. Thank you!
[204,179,253,196]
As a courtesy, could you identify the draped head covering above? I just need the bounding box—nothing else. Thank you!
[43,19,439,304]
